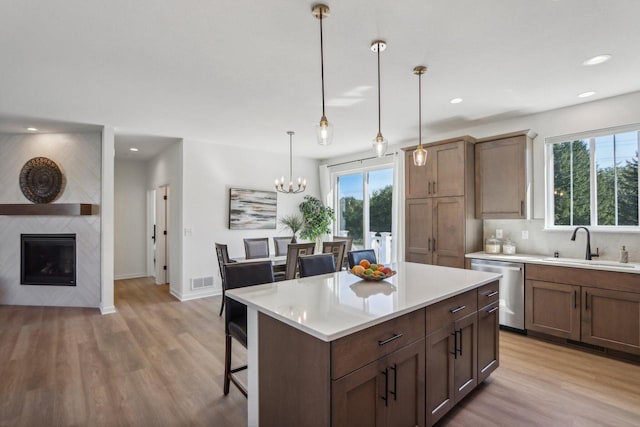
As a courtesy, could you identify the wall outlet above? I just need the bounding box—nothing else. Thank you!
[184,227,192,237]
[521,230,529,240]
[496,229,503,239]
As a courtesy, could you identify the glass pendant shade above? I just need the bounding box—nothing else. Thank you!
[373,133,388,157]
[316,115,333,146]
[413,144,427,166]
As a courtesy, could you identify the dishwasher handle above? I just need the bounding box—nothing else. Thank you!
[470,262,523,272]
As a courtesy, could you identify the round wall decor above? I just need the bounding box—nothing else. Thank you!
[19,157,65,204]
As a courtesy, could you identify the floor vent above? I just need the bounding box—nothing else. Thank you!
[191,276,214,290]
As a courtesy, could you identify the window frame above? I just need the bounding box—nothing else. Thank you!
[545,123,640,232]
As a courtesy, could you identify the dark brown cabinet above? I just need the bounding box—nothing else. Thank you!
[475,130,535,219]
[525,279,580,340]
[404,137,481,269]
[452,312,478,402]
[581,287,640,354]
[405,197,465,268]
[425,324,454,426]
[477,301,499,383]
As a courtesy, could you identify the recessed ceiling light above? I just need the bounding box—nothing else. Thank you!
[129,147,139,152]
[578,91,596,98]
[450,98,463,104]
[582,54,612,66]
[26,127,38,131]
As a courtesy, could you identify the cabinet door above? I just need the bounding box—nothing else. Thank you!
[405,150,431,199]
[384,340,426,427]
[425,325,455,426]
[432,197,464,268]
[477,302,499,383]
[581,287,640,355]
[405,199,433,265]
[453,312,478,403]
[332,359,384,427]
[430,141,465,198]
[525,280,580,340]
[475,136,527,219]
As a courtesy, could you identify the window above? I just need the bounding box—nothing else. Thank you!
[546,125,639,229]
[335,167,394,262]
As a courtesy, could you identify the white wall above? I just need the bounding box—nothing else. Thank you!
[180,140,321,300]
[114,158,148,279]
[147,141,183,299]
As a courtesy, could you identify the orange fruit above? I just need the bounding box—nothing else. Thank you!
[352,265,365,275]
[359,259,371,269]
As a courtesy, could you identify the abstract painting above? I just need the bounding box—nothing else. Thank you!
[229,188,277,229]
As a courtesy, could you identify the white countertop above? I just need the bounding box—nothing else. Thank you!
[466,251,640,274]
[225,262,500,342]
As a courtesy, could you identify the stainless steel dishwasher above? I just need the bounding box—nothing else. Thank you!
[470,258,525,332]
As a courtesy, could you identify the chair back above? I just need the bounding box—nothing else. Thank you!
[223,261,274,336]
[284,243,315,280]
[273,236,292,257]
[298,253,336,278]
[347,249,377,269]
[333,236,353,268]
[215,242,233,288]
[244,238,269,259]
[322,240,346,271]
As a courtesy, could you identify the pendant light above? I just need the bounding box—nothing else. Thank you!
[412,66,428,166]
[371,40,388,157]
[312,4,333,146]
[275,131,307,194]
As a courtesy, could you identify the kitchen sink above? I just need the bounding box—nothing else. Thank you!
[541,257,638,269]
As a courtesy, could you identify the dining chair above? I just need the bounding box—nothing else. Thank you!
[322,240,346,271]
[298,253,336,278]
[273,236,292,257]
[243,237,269,259]
[284,242,315,280]
[347,249,377,269]
[223,260,274,397]
[333,236,353,269]
[215,243,236,316]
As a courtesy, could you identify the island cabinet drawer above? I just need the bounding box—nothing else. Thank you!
[478,281,499,308]
[426,289,477,335]
[331,308,425,379]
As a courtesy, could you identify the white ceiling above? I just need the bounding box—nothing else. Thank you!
[114,134,180,160]
[1,0,639,159]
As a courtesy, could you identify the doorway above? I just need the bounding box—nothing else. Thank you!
[151,185,170,285]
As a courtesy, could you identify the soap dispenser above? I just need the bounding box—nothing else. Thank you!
[620,246,629,263]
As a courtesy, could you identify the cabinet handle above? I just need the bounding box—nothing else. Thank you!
[486,291,499,298]
[520,200,524,216]
[433,181,437,194]
[389,364,397,401]
[378,333,403,346]
[449,305,466,314]
[428,182,432,194]
[585,291,589,311]
[433,239,436,251]
[458,328,463,356]
[487,306,499,314]
[381,368,389,406]
[450,330,458,360]
[428,238,432,252]
[573,290,577,309]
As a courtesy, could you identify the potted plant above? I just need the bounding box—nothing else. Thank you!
[299,195,335,252]
[278,213,304,243]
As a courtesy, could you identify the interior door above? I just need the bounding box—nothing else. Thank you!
[154,185,169,285]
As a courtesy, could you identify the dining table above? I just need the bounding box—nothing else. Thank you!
[231,255,286,273]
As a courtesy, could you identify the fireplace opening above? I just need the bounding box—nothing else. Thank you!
[21,234,76,286]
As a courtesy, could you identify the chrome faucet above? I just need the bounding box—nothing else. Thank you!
[570,226,599,260]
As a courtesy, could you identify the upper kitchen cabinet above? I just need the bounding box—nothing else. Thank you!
[474,130,536,219]
[405,137,474,199]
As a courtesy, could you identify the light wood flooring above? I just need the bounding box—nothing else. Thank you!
[0,277,638,426]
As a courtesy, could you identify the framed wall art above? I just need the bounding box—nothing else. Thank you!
[228,188,277,230]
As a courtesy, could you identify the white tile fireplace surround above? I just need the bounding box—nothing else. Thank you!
[0,132,101,307]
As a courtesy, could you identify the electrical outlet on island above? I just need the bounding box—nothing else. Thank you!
[521,230,529,240]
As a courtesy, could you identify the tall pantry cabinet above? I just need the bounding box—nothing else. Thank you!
[404,136,482,268]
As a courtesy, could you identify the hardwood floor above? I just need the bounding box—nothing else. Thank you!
[1,277,638,426]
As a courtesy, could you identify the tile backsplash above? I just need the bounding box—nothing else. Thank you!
[483,219,639,263]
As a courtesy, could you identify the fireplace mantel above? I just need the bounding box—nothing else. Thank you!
[0,204,98,216]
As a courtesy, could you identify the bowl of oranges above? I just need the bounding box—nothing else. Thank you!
[349,260,396,282]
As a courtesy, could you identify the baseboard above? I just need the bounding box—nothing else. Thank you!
[169,287,219,302]
[114,273,148,280]
[100,304,117,315]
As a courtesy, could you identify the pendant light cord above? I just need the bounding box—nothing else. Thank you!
[320,13,326,117]
[418,71,422,146]
[377,43,381,135]
[289,132,293,181]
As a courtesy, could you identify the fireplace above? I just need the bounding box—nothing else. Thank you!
[21,234,76,286]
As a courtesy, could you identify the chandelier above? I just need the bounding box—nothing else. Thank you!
[275,131,306,194]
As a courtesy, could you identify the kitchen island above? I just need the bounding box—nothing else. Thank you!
[226,261,501,426]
